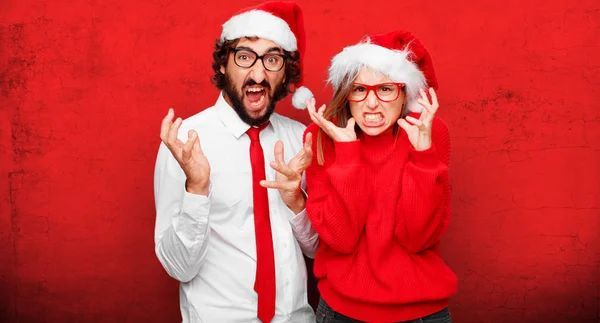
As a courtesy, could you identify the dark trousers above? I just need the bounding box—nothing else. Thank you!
[315,297,452,323]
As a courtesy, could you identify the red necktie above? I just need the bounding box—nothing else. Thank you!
[246,123,276,323]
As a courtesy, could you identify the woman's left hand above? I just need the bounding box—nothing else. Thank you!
[397,87,439,151]
[306,98,357,142]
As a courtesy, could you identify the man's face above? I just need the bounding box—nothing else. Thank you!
[220,38,288,126]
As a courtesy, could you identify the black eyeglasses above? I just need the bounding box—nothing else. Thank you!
[231,48,287,72]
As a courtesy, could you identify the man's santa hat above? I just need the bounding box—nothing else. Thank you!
[220,1,313,110]
[328,30,438,113]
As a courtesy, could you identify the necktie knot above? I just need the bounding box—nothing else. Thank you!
[246,123,269,142]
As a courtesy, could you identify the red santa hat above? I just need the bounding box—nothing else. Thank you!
[220,1,313,110]
[327,30,438,113]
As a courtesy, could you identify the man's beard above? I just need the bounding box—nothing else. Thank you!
[223,74,288,126]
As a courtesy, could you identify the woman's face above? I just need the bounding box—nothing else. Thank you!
[348,67,405,136]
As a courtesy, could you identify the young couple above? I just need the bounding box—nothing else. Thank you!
[154,2,456,322]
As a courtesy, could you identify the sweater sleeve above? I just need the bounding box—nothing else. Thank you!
[304,125,368,254]
[394,117,452,253]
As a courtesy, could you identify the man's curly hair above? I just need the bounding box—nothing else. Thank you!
[211,37,301,96]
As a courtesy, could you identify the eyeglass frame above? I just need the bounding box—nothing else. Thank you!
[230,48,288,72]
[347,82,406,102]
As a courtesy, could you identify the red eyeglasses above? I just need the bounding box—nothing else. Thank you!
[348,83,405,102]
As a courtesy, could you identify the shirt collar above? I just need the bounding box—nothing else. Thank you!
[214,92,275,138]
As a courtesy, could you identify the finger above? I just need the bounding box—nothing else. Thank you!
[317,104,326,117]
[405,115,424,127]
[419,88,431,104]
[302,145,313,168]
[312,109,334,133]
[417,98,433,119]
[306,98,317,115]
[314,106,331,126]
[429,87,439,111]
[188,130,202,153]
[269,160,295,178]
[260,180,282,189]
[160,108,174,141]
[274,141,285,164]
[167,117,183,146]
[304,132,313,150]
[346,117,356,130]
[260,180,295,190]
[182,130,197,163]
[307,102,323,126]
[397,118,412,133]
[419,88,433,119]
[305,97,316,111]
[308,110,321,127]
[299,133,314,169]
[310,104,326,123]
[192,133,202,153]
[291,147,311,172]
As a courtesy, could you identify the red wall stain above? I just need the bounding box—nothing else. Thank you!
[1,0,598,322]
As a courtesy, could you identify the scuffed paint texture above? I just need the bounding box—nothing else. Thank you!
[1,0,598,322]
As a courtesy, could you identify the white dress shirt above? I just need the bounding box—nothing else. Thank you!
[154,93,319,323]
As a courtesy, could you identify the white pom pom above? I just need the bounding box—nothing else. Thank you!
[405,100,423,113]
[291,86,313,110]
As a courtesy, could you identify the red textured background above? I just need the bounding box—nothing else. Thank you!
[1,0,599,322]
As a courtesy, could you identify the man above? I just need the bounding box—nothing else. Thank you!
[153,2,318,323]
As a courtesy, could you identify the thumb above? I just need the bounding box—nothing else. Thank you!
[397,118,411,133]
[346,117,356,130]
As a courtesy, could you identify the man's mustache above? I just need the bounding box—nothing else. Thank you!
[244,79,270,90]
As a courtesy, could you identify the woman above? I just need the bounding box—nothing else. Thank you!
[303,30,457,323]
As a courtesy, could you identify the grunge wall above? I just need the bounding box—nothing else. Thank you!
[1,0,598,322]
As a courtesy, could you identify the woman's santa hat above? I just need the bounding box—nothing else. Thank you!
[220,1,313,110]
[328,30,438,113]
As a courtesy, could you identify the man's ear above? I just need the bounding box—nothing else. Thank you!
[220,65,225,74]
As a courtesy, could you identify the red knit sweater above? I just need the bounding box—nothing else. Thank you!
[304,114,457,322]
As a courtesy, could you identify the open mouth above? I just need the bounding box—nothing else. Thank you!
[245,86,267,109]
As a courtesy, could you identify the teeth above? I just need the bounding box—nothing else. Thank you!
[247,87,264,92]
[365,113,382,122]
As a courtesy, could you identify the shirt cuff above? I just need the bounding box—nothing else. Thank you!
[286,188,308,221]
[289,208,308,226]
[181,185,212,218]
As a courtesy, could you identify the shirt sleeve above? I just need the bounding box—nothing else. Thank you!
[153,142,212,282]
[286,185,319,259]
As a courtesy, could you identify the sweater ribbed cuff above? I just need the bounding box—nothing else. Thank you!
[409,144,441,169]
[334,140,361,165]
